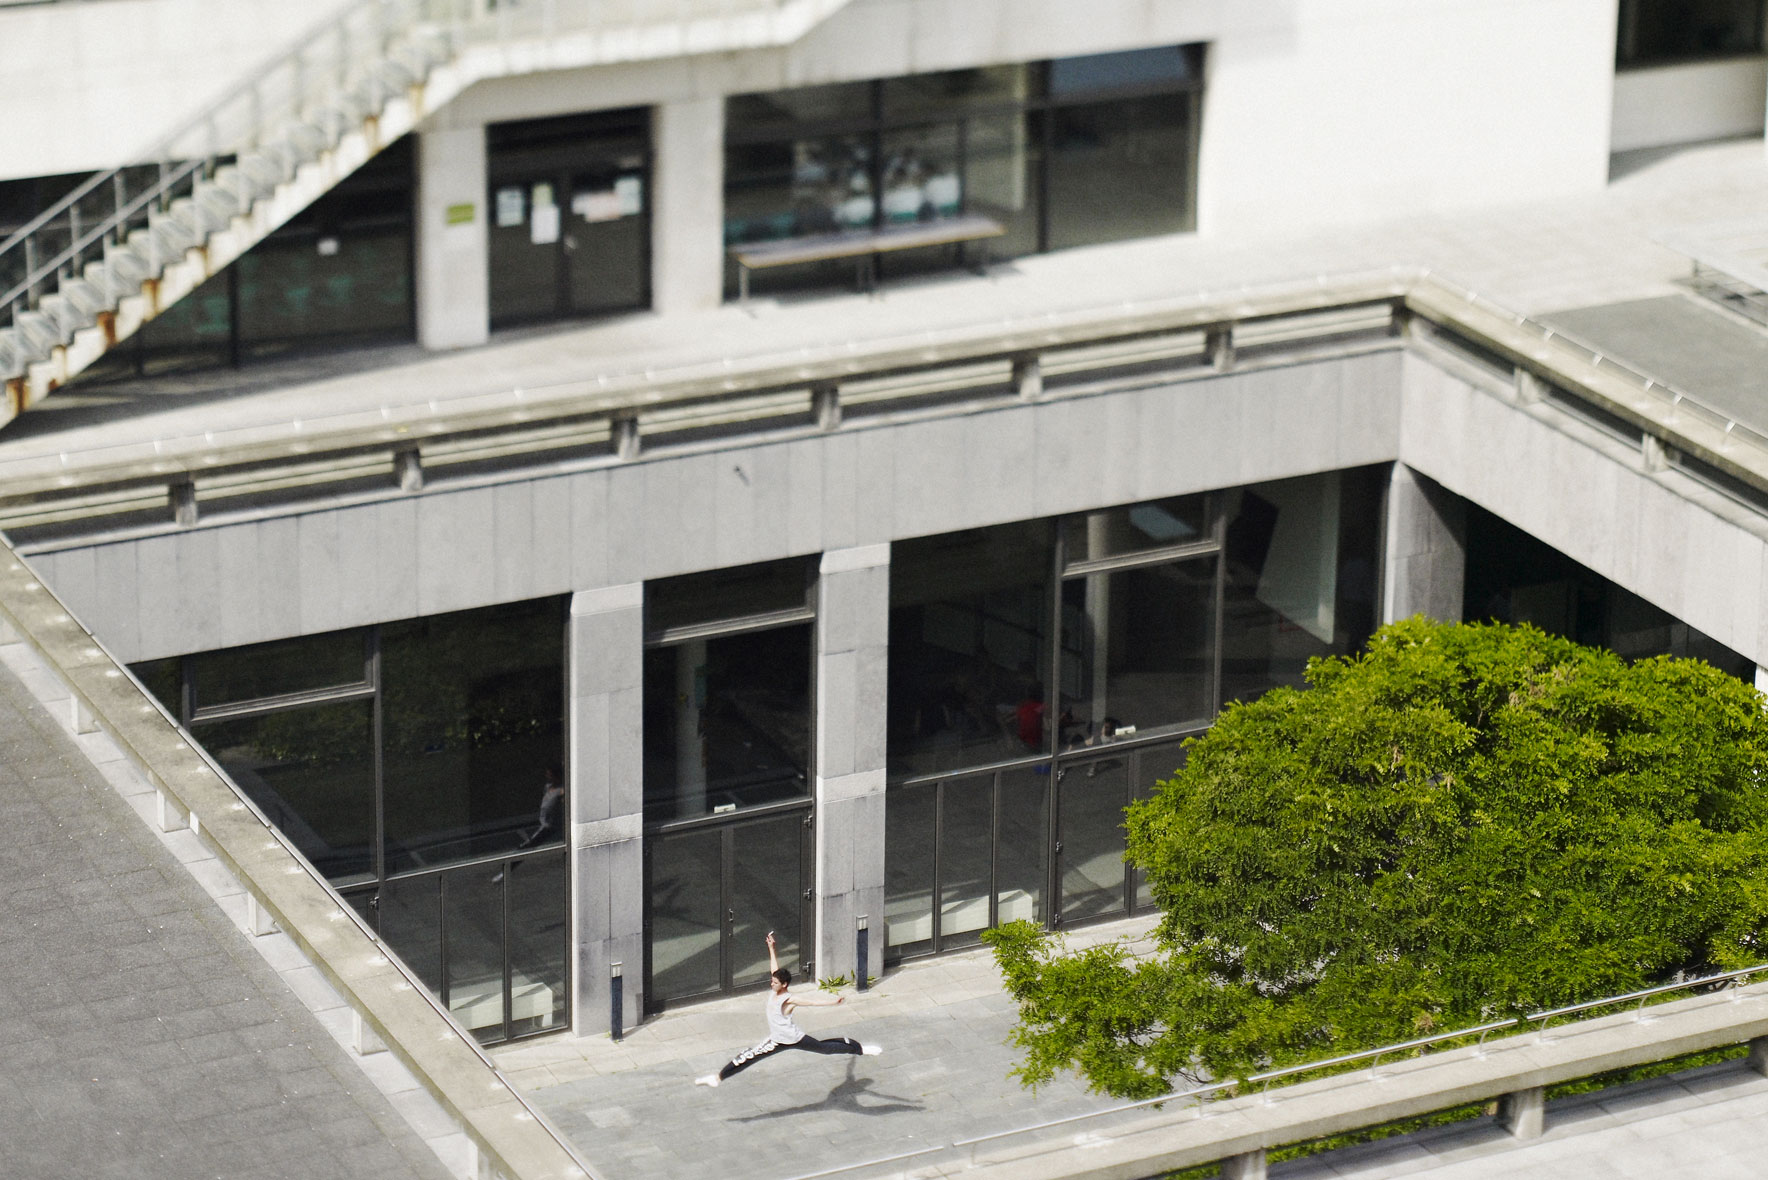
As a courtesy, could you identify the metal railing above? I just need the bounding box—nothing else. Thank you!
[2,0,814,327]
[780,964,1768,1180]
[0,532,604,1180]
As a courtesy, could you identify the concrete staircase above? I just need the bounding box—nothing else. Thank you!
[0,0,854,430]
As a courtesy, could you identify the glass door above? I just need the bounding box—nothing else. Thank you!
[565,158,648,316]
[645,807,812,1010]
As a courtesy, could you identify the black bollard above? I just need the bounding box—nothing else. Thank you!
[611,962,624,1041]
[856,915,869,992]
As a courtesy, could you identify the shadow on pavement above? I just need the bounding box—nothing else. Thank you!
[729,1060,924,1122]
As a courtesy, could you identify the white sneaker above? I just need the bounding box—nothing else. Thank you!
[861,1044,882,1056]
[694,1072,721,1087]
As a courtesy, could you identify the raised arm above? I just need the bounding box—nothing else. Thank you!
[767,930,779,974]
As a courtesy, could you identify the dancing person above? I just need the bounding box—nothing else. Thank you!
[695,932,880,1086]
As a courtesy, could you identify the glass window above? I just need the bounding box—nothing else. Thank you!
[646,557,814,635]
[506,850,569,1037]
[726,80,876,135]
[938,774,995,947]
[642,624,813,820]
[880,124,963,224]
[379,599,566,872]
[883,65,1031,117]
[964,111,1040,260]
[647,827,725,1002]
[189,630,368,711]
[1048,45,1202,99]
[1618,0,1765,66]
[727,815,808,988]
[1062,494,1210,566]
[888,521,1054,778]
[129,657,182,719]
[1059,556,1216,742]
[995,765,1048,927]
[884,782,936,956]
[1045,92,1194,252]
[1220,468,1384,705]
[1055,750,1129,923]
[443,863,514,1044]
[197,699,376,884]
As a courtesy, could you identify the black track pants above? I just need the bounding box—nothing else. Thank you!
[717,1035,863,1081]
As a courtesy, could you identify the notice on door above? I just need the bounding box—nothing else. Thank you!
[495,186,525,228]
[572,190,623,223]
[530,182,559,245]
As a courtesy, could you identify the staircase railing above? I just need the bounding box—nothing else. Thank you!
[0,0,432,322]
[0,0,810,328]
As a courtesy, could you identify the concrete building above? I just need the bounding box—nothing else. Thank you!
[6,5,1768,1170]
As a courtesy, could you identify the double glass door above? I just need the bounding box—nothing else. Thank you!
[644,807,812,1009]
[1054,737,1187,924]
[487,109,650,328]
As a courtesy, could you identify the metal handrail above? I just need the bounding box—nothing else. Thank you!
[782,963,1768,1180]
[1527,964,1768,1031]
[1,0,810,320]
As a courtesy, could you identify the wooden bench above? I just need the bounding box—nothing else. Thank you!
[730,214,1006,302]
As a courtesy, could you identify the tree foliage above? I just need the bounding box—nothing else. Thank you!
[985,618,1768,1098]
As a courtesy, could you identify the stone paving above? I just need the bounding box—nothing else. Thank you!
[496,919,1161,1180]
[0,655,456,1180]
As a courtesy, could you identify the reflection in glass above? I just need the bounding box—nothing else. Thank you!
[190,630,366,710]
[939,776,994,946]
[726,80,876,134]
[378,874,442,994]
[964,112,1039,260]
[198,699,375,883]
[443,864,509,1044]
[1618,0,1765,66]
[880,124,962,224]
[996,766,1048,929]
[1060,558,1215,741]
[1048,46,1202,99]
[883,64,1030,116]
[888,521,1054,778]
[1062,495,1209,565]
[646,558,812,635]
[725,134,876,247]
[643,625,812,821]
[885,783,936,954]
[507,850,569,1037]
[1058,752,1129,924]
[1221,468,1384,705]
[381,599,565,871]
[729,816,806,988]
[1131,740,1187,911]
[648,830,724,1004]
[1045,93,1192,252]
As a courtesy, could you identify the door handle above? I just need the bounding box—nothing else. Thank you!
[726,908,735,924]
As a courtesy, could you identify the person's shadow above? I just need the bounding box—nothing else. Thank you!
[729,1060,923,1122]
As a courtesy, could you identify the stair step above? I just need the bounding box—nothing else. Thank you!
[168,195,229,239]
[0,327,30,380]
[285,120,331,162]
[39,293,96,338]
[57,277,111,318]
[104,243,155,286]
[13,309,65,355]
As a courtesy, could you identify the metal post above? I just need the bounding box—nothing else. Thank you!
[855,915,869,991]
[610,962,624,1041]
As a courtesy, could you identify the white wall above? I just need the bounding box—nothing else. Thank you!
[0,0,345,181]
[1611,58,1768,152]
[1196,0,1615,234]
[445,0,1617,240]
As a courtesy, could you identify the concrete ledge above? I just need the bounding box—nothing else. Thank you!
[0,541,596,1180]
[941,985,1768,1179]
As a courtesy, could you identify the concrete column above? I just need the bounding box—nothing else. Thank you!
[568,584,645,1035]
[1500,1085,1545,1139]
[651,97,725,315]
[1221,1148,1267,1180]
[415,116,490,350]
[1381,463,1466,625]
[1754,665,1768,701]
[1748,1034,1768,1076]
[813,544,890,983]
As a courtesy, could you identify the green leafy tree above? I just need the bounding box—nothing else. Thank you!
[986,618,1768,1098]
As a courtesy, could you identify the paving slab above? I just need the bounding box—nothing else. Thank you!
[0,656,454,1180]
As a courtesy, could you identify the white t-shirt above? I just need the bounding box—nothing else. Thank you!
[766,991,805,1044]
